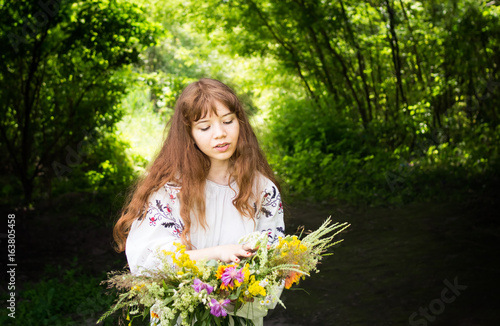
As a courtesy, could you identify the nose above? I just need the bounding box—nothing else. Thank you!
[213,122,227,139]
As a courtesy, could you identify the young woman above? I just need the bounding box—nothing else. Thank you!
[113,78,285,324]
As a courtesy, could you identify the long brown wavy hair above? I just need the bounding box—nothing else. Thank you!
[114,78,279,252]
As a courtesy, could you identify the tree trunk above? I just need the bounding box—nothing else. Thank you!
[339,0,373,123]
[318,28,368,127]
[385,0,408,110]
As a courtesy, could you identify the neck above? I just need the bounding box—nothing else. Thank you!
[207,160,232,185]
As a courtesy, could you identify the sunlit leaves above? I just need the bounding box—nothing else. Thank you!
[0,0,160,203]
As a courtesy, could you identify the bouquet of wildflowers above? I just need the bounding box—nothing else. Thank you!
[98,218,349,326]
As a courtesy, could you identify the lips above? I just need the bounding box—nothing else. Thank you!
[214,143,230,152]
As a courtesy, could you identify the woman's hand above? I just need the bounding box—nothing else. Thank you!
[186,243,255,263]
[216,243,256,263]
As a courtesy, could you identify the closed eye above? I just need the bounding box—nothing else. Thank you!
[223,119,234,125]
[200,126,210,131]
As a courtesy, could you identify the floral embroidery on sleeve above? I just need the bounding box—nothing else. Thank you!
[147,200,173,226]
[260,185,282,218]
[263,226,285,244]
[256,182,285,245]
[276,226,285,235]
[164,183,180,204]
[145,186,184,238]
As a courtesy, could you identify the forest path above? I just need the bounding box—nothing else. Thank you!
[266,200,499,326]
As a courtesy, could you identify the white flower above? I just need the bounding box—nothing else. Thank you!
[259,297,271,306]
[238,231,269,249]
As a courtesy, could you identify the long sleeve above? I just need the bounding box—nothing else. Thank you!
[125,178,285,275]
[255,178,285,246]
[125,184,184,275]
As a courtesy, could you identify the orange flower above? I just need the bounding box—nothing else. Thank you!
[284,271,302,289]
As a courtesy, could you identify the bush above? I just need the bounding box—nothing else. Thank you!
[260,94,500,206]
[0,266,117,326]
[49,128,144,218]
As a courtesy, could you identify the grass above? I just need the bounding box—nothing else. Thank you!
[0,265,118,326]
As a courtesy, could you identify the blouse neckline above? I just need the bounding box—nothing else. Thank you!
[206,179,237,188]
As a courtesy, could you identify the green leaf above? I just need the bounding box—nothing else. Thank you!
[169,311,181,326]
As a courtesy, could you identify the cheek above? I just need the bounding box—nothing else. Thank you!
[191,131,202,145]
[234,123,240,139]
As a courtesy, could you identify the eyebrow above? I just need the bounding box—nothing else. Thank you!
[194,112,235,125]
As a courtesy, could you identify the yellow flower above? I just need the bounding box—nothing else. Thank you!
[276,236,308,263]
[240,264,250,284]
[164,243,200,276]
[248,280,266,297]
[131,283,145,292]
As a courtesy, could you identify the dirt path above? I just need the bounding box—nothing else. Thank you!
[266,200,500,326]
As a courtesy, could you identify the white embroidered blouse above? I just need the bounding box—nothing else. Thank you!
[126,175,285,275]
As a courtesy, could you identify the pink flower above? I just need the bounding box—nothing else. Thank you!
[192,278,214,294]
[220,266,244,288]
[209,298,230,317]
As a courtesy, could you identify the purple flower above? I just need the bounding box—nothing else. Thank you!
[192,279,214,294]
[220,266,244,288]
[209,298,230,317]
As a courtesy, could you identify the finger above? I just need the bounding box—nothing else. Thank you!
[230,254,240,263]
[242,243,256,252]
[240,245,255,256]
[235,248,253,259]
[243,250,253,257]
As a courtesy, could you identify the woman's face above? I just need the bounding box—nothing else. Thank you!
[191,101,240,166]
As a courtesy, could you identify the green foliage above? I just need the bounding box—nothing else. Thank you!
[3,0,498,206]
[0,266,117,326]
[189,0,500,128]
[116,85,168,163]
[49,126,142,217]
[261,91,500,205]
[0,0,161,204]
[176,0,500,204]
